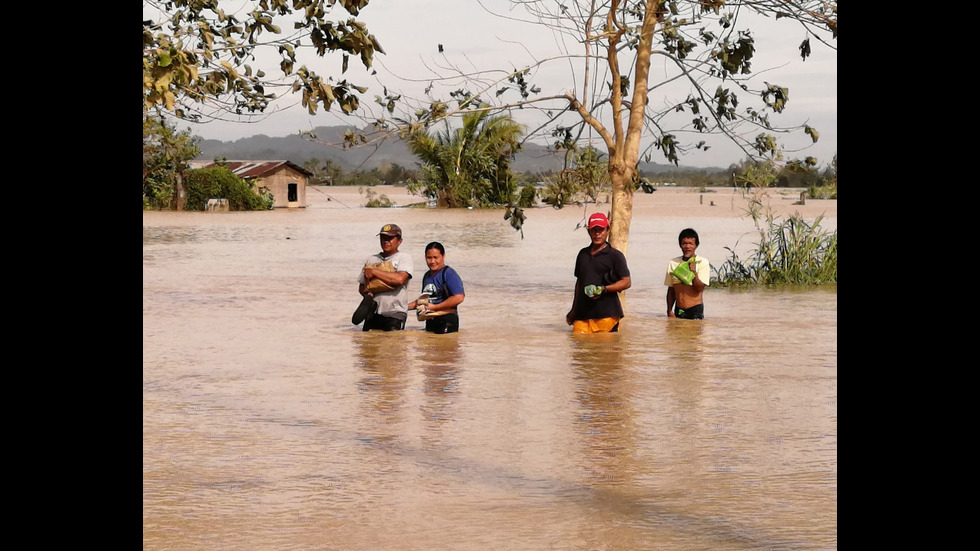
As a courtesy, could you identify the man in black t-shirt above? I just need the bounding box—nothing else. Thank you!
[565,213,632,334]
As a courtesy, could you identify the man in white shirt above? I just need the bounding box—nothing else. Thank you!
[354,223,414,331]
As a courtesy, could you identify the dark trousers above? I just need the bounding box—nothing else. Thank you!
[425,313,459,334]
[363,313,407,331]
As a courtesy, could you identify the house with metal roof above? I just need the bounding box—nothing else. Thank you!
[205,160,313,208]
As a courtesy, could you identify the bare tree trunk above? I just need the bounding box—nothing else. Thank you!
[608,168,633,255]
[175,171,187,211]
[609,165,634,313]
[604,1,660,314]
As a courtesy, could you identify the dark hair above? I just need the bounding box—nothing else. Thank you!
[425,241,445,255]
[678,228,700,246]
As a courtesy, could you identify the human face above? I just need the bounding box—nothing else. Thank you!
[425,248,445,272]
[680,237,698,258]
[380,234,401,255]
[588,225,608,247]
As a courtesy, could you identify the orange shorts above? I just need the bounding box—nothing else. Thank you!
[572,317,621,334]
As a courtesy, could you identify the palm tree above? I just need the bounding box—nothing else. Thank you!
[403,111,524,207]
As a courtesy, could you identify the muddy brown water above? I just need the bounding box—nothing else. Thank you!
[143,188,836,550]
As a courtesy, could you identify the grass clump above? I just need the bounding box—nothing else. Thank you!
[715,212,837,286]
[807,183,838,200]
[715,161,837,287]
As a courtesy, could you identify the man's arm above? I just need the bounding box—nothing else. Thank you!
[600,276,631,294]
[690,272,706,292]
[598,251,632,295]
[364,267,410,287]
[566,280,580,325]
[690,259,708,291]
[666,286,677,317]
[587,252,632,298]
[425,293,464,313]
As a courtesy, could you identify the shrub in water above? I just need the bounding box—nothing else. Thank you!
[517,184,537,208]
[715,213,837,286]
[184,167,272,211]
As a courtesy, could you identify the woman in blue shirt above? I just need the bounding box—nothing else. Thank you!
[409,242,466,333]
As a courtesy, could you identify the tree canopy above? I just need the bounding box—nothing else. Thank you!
[401,111,524,208]
[143,116,200,209]
[375,1,837,256]
[143,0,383,125]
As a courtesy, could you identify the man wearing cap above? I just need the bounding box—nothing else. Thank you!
[566,212,632,334]
[355,224,414,331]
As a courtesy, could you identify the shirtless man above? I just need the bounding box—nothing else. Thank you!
[665,228,710,320]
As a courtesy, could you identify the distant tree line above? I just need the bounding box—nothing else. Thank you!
[302,150,838,205]
[638,158,837,191]
[302,158,420,188]
[145,115,835,211]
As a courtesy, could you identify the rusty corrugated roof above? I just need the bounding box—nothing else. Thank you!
[203,160,313,178]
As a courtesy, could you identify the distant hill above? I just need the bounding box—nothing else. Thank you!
[196,125,723,174]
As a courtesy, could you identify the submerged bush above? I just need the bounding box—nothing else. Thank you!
[517,183,537,208]
[143,116,199,210]
[540,175,577,209]
[360,187,394,207]
[183,167,273,211]
[808,184,838,200]
[143,172,175,210]
[715,213,837,286]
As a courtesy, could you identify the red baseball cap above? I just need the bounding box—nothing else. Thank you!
[587,212,609,229]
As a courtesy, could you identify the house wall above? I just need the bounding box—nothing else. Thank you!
[256,167,308,208]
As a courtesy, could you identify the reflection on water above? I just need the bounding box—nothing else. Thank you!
[355,333,411,438]
[144,204,836,550]
[570,335,635,489]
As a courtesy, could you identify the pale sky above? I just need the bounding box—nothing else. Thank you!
[179,1,837,169]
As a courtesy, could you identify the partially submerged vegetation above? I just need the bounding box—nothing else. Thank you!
[183,167,274,211]
[715,167,837,287]
[143,117,199,210]
[360,187,394,208]
[714,213,837,286]
[143,117,273,211]
[540,146,610,208]
[807,184,838,200]
[401,111,523,208]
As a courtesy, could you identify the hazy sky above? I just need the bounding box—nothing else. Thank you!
[180,1,837,168]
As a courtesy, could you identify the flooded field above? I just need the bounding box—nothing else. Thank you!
[143,187,837,550]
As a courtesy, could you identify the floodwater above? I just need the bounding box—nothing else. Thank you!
[143,190,837,550]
